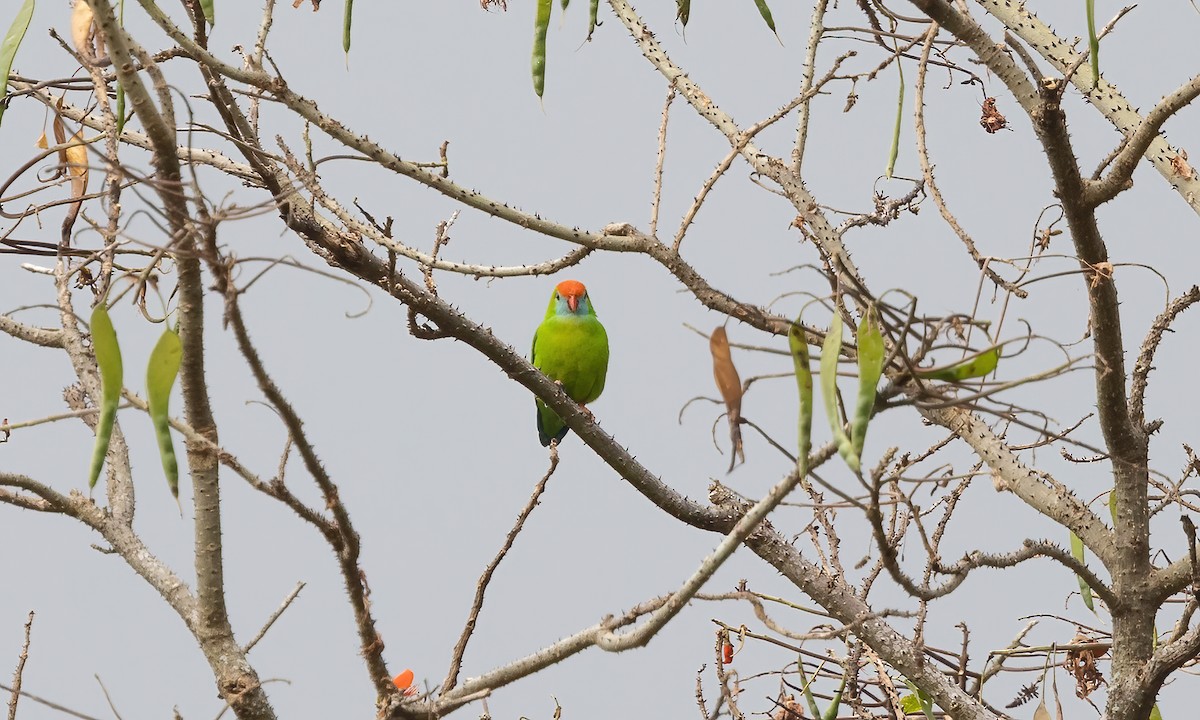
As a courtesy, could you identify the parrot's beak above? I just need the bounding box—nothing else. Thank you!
[567,295,579,312]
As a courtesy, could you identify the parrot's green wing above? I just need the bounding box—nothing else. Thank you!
[532,314,609,446]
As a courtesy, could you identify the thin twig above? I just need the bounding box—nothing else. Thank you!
[243,582,307,653]
[441,448,560,693]
[0,683,101,720]
[649,87,675,239]
[6,611,34,720]
[93,675,123,720]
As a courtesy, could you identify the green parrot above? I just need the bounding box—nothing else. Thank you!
[531,279,610,446]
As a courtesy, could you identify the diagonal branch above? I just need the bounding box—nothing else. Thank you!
[441,451,560,694]
[978,0,1200,216]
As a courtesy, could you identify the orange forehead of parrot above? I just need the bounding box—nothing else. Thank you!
[556,279,587,298]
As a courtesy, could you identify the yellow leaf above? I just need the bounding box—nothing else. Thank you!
[66,131,89,197]
[34,130,46,148]
[71,1,95,58]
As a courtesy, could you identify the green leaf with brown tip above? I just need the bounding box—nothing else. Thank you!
[586,0,599,41]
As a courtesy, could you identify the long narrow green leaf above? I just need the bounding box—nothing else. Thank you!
[1070,531,1095,612]
[561,0,570,10]
[1108,486,1118,525]
[751,0,779,39]
[914,347,999,382]
[88,304,122,492]
[789,319,813,481]
[200,0,215,25]
[820,315,858,471]
[1085,0,1099,84]
[586,0,599,40]
[342,0,353,55]
[532,0,551,97]
[885,59,904,178]
[0,0,35,128]
[676,0,690,26]
[1150,703,1163,720]
[821,672,846,720]
[796,658,822,720]
[147,327,182,503]
[851,305,883,459]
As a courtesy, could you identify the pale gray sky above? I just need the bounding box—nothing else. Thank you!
[3,1,1200,718]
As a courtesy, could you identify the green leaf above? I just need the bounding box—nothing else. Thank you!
[820,314,858,471]
[902,680,935,720]
[1070,531,1095,612]
[1085,0,1099,85]
[821,672,846,720]
[676,0,690,26]
[851,305,884,459]
[885,59,904,178]
[88,304,123,491]
[789,318,813,482]
[561,0,570,10]
[200,0,215,25]
[0,0,35,128]
[751,0,778,37]
[796,658,822,720]
[1108,486,1118,526]
[342,0,353,55]
[1150,703,1164,720]
[586,0,599,40]
[532,0,551,97]
[914,347,999,382]
[899,695,923,714]
[147,327,182,503]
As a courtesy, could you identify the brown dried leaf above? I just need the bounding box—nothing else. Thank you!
[1171,150,1195,180]
[710,326,745,472]
[61,130,88,247]
[1064,632,1107,700]
[1088,261,1114,289]
[46,97,68,180]
[980,97,1008,134]
[71,1,95,58]
[1033,699,1052,720]
[35,131,47,149]
[66,131,88,194]
[772,694,805,720]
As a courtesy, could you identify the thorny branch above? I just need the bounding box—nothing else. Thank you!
[4,1,1200,720]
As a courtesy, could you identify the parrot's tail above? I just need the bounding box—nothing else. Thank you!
[536,402,570,447]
